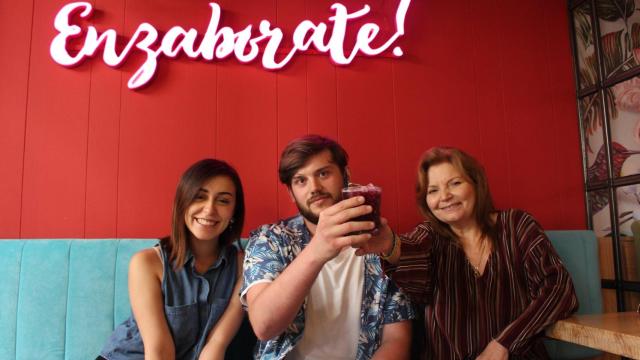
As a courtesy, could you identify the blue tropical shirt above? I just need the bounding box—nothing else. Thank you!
[241,215,414,360]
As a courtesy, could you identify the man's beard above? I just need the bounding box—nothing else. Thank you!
[295,191,340,225]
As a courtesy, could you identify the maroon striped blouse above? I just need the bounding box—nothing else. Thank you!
[386,209,578,359]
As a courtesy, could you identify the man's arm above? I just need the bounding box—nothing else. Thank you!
[372,320,412,360]
[245,196,374,340]
[245,247,326,340]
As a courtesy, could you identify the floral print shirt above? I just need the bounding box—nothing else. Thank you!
[241,215,415,360]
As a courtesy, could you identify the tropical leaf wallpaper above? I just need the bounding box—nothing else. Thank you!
[589,189,611,237]
[609,76,640,179]
[598,0,640,77]
[576,0,640,291]
[581,1,640,184]
[574,1,597,90]
[571,0,640,236]
[617,184,640,236]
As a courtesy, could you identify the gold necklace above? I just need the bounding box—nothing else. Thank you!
[469,237,486,277]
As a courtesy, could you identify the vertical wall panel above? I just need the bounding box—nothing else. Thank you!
[116,0,219,237]
[275,58,309,220]
[469,0,512,209]
[0,0,586,238]
[217,62,279,235]
[393,0,482,230]
[0,1,33,237]
[305,0,338,137]
[498,0,561,225]
[543,0,585,229]
[84,0,126,237]
[392,0,432,231]
[216,0,279,235]
[275,0,309,220]
[337,59,400,226]
[21,0,92,237]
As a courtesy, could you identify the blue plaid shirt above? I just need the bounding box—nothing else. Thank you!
[241,215,414,360]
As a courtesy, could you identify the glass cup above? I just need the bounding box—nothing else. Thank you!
[341,183,382,234]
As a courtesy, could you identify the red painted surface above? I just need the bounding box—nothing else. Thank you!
[0,0,585,239]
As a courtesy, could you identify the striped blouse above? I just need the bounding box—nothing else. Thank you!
[386,209,578,359]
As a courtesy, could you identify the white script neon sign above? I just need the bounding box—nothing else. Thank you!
[50,1,411,89]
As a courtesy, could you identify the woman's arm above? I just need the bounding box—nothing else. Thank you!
[383,222,435,305]
[493,211,578,354]
[128,248,175,360]
[198,250,246,360]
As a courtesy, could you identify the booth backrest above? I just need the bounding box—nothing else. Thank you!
[544,230,603,359]
[0,234,603,359]
[0,239,157,359]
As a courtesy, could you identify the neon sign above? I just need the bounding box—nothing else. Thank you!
[50,1,411,89]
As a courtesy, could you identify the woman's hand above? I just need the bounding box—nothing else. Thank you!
[354,219,401,263]
[198,344,225,360]
[476,340,508,360]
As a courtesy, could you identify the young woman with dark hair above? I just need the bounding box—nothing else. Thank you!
[99,159,247,360]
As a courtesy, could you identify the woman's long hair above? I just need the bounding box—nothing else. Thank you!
[161,159,245,269]
[416,147,496,246]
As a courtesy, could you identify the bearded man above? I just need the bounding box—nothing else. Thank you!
[241,134,414,360]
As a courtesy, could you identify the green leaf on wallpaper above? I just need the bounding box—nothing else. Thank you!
[604,87,617,121]
[601,29,624,76]
[581,94,601,153]
[575,13,593,49]
[575,2,593,47]
[579,53,597,88]
[596,0,635,22]
[580,88,617,154]
[632,22,640,48]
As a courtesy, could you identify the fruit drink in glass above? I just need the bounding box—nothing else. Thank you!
[341,183,382,234]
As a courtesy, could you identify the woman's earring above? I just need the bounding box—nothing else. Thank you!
[229,218,234,229]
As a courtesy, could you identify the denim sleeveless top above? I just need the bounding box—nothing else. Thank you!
[100,243,238,360]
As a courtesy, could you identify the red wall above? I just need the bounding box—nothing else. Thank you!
[0,0,585,239]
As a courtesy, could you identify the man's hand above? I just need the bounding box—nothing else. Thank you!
[476,340,508,360]
[307,195,375,263]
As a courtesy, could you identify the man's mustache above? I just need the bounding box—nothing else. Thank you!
[307,192,332,206]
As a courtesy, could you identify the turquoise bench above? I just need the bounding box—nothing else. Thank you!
[545,230,603,359]
[0,232,603,360]
[0,239,254,360]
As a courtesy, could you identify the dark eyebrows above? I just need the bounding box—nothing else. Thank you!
[428,176,463,188]
[197,189,234,197]
[314,165,333,175]
[291,164,335,183]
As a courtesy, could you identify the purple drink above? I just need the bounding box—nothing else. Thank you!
[341,183,382,234]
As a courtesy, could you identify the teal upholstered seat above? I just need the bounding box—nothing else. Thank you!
[0,239,255,360]
[544,231,603,359]
[0,239,156,359]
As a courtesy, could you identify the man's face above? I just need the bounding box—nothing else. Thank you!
[288,149,345,224]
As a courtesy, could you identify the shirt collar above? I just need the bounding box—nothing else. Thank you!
[291,214,312,244]
[184,246,229,273]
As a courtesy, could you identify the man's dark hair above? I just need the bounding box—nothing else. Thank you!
[279,134,349,186]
